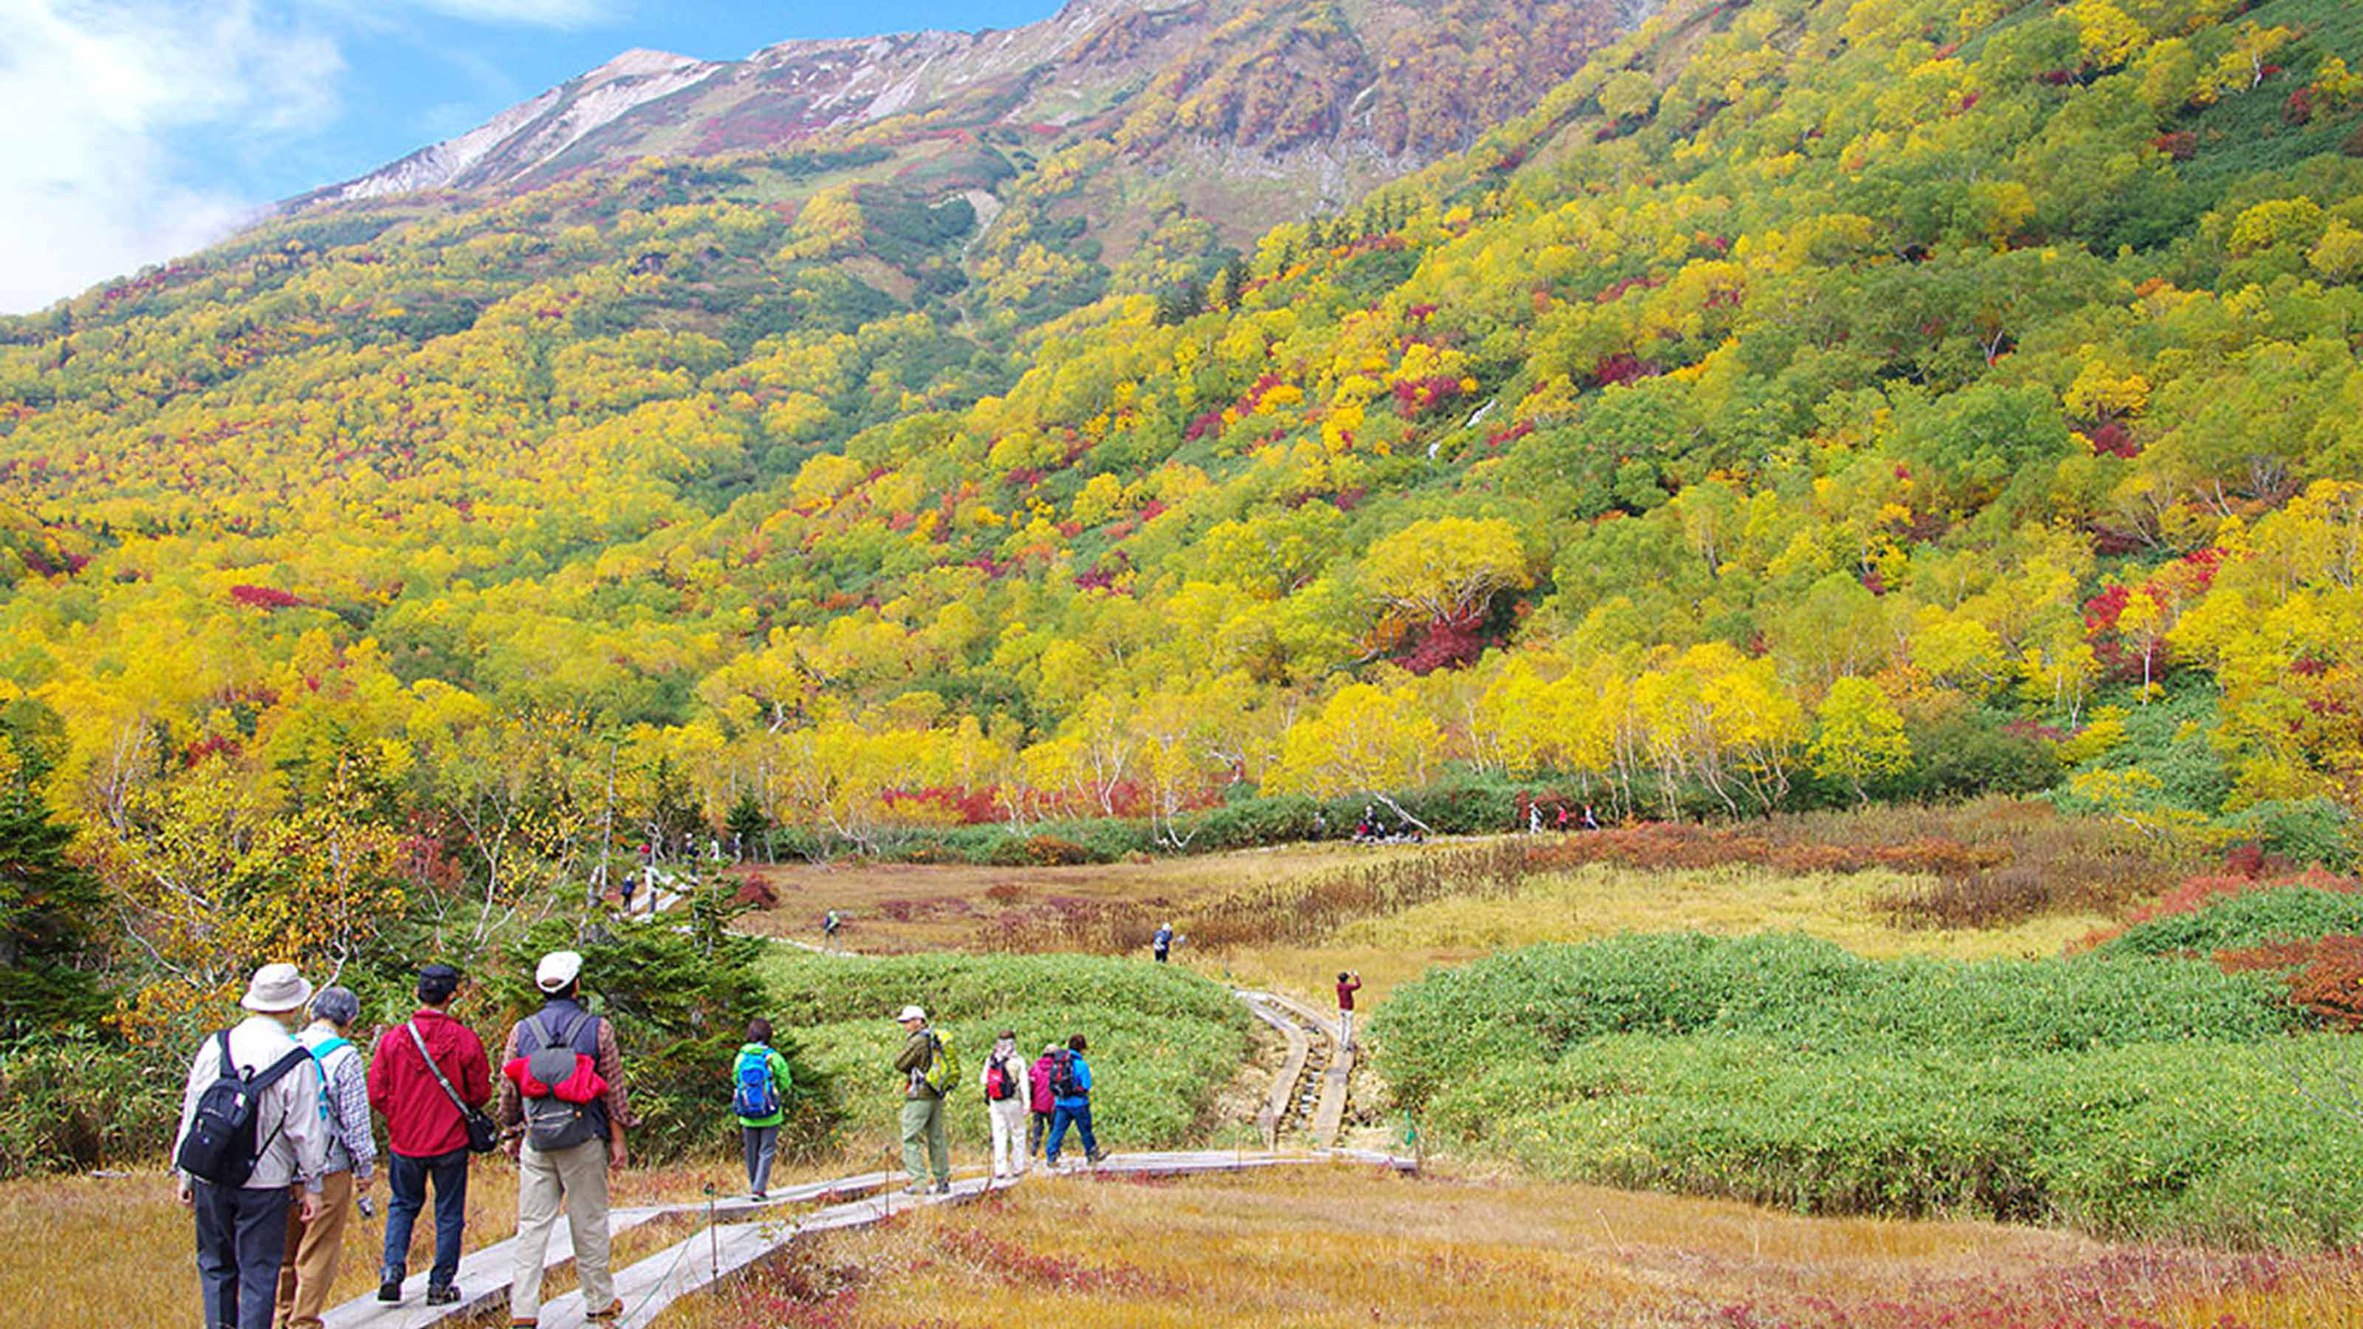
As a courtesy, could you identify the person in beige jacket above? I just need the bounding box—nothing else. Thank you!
[172,963,330,1329]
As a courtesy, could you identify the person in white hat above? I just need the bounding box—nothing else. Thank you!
[172,963,330,1329]
[893,1005,952,1194]
[499,950,631,1326]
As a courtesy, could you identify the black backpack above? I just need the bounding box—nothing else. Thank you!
[175,1032,312,1187]
[1049,1049,1083,1101]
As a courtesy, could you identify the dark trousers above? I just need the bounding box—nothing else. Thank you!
[382,1148,470,1290]
[1046,1103,1098,1162]
[741,1123,780,1196]
[193,1179,292,1329]
[1027,1110,1052,1157]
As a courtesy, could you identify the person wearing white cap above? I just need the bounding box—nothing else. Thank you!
[498,950,632,1326]
[171,963,330,1329]
[893,1005,952,1194]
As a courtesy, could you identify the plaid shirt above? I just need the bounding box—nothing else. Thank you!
[303,1022,377,1180]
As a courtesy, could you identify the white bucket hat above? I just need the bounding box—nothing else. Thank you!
[896,1005,927,1023]
[240,963,314,1014]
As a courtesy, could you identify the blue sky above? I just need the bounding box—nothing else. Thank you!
[0,0,1061,314]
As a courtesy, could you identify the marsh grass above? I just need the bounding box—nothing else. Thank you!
[652,1169,2363,1327]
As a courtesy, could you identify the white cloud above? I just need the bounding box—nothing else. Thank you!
[407,0,613,28]
[0,0,342,313]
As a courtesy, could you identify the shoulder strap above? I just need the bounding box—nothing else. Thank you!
[216,1029,237,1080]
[406,1021,473,1116]
[535,1008,590,1053]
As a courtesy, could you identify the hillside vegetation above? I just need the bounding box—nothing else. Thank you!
[2,0,2363,1026]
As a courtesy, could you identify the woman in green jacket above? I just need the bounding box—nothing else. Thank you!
[732,1020,793,1200]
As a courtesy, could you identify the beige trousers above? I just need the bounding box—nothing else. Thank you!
[272,1171,353,1329]
[509,1139,612,1321]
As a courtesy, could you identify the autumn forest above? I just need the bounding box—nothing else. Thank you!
[2,0,2361,1088]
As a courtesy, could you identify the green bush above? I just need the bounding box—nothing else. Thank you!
[2231,798,2357,870]
[2100,887,2363,958]
[1375,933,2292,1105]
[757,949,1249,1151]
[1376,932,2349,1246]
[1421,1033,2363,1247]
[0,1038,178,1178]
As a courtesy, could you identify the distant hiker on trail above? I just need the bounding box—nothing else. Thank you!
[1027,1042,1059,1162]
[1528,803,1543,834]
[500,950,632,1326]
[1152,922,1175,964]
[1043,1033,1104,1170]
[1583,804,1601,831]
[733,1019,793,1201]
[275,985,375,1329]
[367,962,491,1309]
[823,909,843,951]
[173,963,329,1329]
[982,1031,1029,1180]
[617,860,638,915]
[1336,971,1363,1051]
[894,1005,954,1195]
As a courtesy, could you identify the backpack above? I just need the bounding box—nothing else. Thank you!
[1049,1049,1083,1101]
[512,1010,605,1151]
[984,1055,1019,1102]
[733,1047,782,1118]
[175,1032,312,1188]
[921,1030,959,1097]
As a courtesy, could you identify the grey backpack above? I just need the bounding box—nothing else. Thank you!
[516,1010,602,1151]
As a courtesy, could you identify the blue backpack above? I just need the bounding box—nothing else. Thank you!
[733,1047,781,1118]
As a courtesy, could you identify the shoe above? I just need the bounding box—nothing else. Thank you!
[586,1298,625,1320]
[901,1183,930,1196]
[377,1279,402,1304]
[933,1180,952,1194]
[750,1191,767,1202]
[510,1320,537,1328]
[425,1285,460,1306]
[1086,1150,1106,1165]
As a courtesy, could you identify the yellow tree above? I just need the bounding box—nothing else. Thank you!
[1811,677,1913,804]
[1361,516,1533,634]
[1268,681,1442,826]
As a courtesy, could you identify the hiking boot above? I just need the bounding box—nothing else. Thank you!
[425,1285,460,1306]
[1086,1149,1106,1165]
[586,1297,625,1320]
[377,1279,402,1304]
[933,1180,952,1194]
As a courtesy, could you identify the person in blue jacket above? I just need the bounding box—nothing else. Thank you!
[1042,1033,1104,1169]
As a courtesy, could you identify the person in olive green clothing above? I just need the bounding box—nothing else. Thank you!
[731,1020,794,1201]
[893,1005,951,1195]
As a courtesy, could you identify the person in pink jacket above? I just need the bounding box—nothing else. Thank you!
[1026,1042,1059,1163]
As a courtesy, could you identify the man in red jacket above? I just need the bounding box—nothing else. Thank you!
[366,963,490,1307]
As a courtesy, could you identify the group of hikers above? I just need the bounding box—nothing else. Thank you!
[171,955,1110,1329]
[173,954,630,1329]
[886,1005,1105,1194]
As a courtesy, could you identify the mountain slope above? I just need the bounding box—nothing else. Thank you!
[5,0,2363,1010]
[294,0,1650,256]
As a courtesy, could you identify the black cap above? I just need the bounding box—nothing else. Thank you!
[417,964,462,1003]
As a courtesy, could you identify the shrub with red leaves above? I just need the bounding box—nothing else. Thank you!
[2218,933,2363,1028]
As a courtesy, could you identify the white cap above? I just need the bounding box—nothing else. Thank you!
[897,1005,926,1023]
[535,950,584,992]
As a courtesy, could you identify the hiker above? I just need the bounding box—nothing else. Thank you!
[1336,971,1363,1051]
[893,1004,953,1195]
[274,986,376,1329]
[500,949,631,1326]
[1027,1042,1059,1161]
[616,861,638,915]
[1151,922,1174,964]
[733,1018,793,1201]
[981,1031,1028,1179]
[823,909,842,951]
[1583,804,1601,831]
[367,962,491,1308]
[173,963,329,1329]
[1042,1033,1103,1169]
[1529,803,1543,834]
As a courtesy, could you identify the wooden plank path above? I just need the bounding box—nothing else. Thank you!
[1239,991,1313,1148]
[321,1172,899,1329]
[1246,989,1354,1148]
[532,1150,1417,1329]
